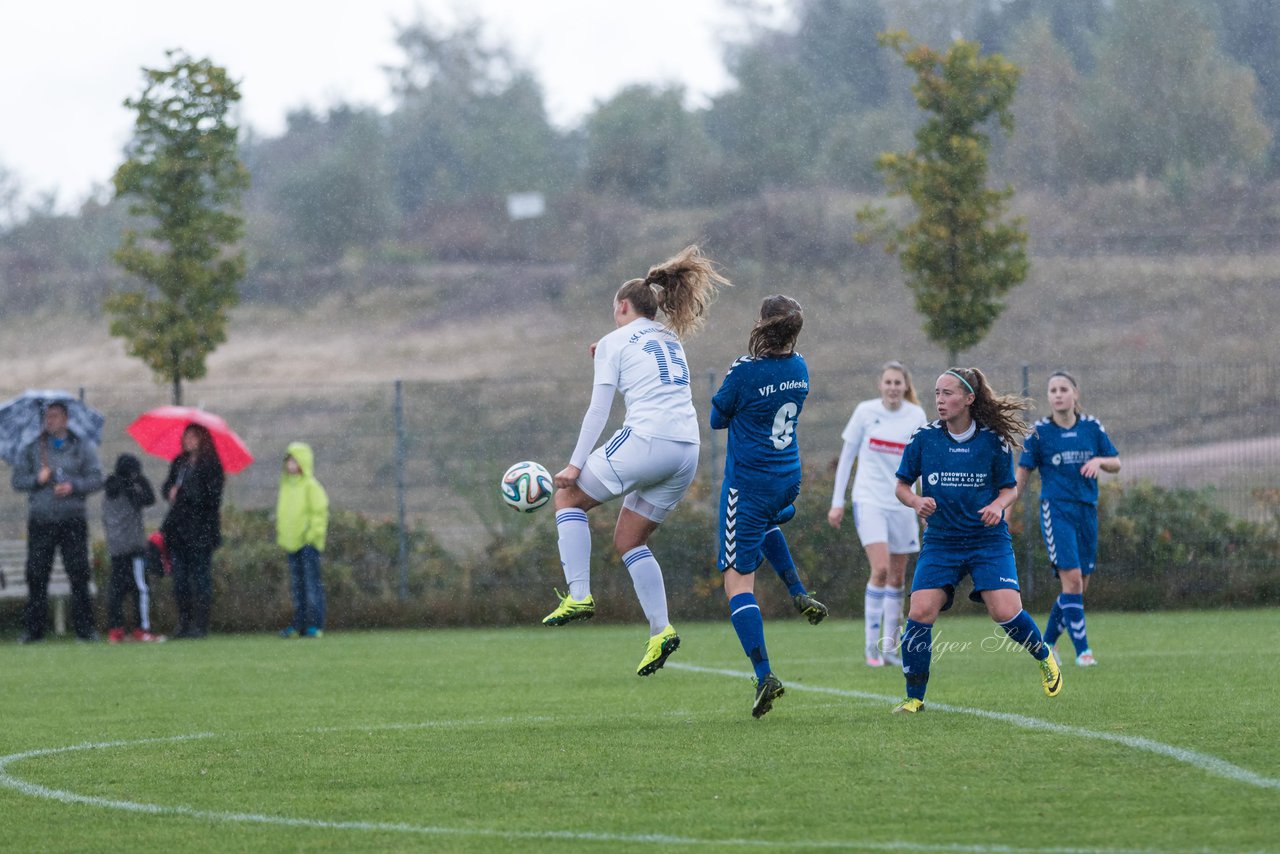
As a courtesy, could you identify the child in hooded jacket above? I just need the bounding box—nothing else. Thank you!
[276,442,329,638]
[103,454,162,642]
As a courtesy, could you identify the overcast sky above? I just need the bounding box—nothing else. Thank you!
[0,0,762,211]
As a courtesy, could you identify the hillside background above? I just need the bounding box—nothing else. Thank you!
[0,0,1277,554]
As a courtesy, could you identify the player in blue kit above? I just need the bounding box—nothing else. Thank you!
[891,367,1062,714]
[711,295,826,718]
[1015,371,1120,667]
[545,246,730,677]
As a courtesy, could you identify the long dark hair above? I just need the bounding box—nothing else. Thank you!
[184,424,224,471]
[946,366,1031,450]
[614,245,731,338]
[748,295,803,358]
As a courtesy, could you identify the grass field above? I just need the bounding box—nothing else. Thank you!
[2,611,1276,853]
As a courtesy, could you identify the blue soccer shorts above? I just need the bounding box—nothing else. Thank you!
[910,536,1020,611]
[1039,498,1098,575]
[717,476,801,574]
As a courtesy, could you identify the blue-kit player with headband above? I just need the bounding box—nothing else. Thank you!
[890,367,1063,714]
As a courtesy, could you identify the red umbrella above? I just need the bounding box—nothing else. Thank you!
[126,406,255,474]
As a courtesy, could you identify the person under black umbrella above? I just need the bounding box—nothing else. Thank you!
[10,401,104,643]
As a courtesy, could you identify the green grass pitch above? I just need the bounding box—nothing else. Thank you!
[2,610,1276,852]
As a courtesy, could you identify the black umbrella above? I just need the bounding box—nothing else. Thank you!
[0,389,105,465]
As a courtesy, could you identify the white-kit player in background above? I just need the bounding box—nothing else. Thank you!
[828,360,928,667]
[543,245,730,676]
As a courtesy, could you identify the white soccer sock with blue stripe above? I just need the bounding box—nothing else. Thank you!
[865,584,886,652]
[882,586,904,653]
[555,508,592,600]
[622,546,669,634]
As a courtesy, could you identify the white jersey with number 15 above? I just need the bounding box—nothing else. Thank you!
[593,318,700,444]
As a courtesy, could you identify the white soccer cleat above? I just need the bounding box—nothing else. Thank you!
[865,644,884,667]
[1076,649,1098,667]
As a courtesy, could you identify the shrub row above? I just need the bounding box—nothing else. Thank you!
[4,479,1274,636]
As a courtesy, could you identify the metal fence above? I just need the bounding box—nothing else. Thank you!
[1,359,1275,551]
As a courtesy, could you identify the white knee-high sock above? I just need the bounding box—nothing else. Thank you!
[865,584,886,650]
[555,508,592,600]
[622,546,669,634]
[882,586,904,651]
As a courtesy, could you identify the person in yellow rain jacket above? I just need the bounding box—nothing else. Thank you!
[276,442,329,638]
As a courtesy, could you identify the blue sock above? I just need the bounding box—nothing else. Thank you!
[999,609,1049,661]
[729,592,771,681]
[760,527,805,597]
[901,619,932,700]
[1043,597,1065,646]
[1059,593,1088,655]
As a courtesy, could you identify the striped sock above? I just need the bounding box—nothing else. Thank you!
[865,585,886,652]
[729,592,771,682]
[1043,596,1065,647]
[1060,593,1088,655]
[555,508,592,600]
[999,609,1049,661]
[622,546,669,634]
[882,586,904,652]
[901,618,932,700]
[761,526,805,596]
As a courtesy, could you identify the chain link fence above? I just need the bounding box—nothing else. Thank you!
[0,359,1275,614]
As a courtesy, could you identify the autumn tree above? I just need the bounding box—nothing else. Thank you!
[107,50,248,404]
[860,32,1028,365]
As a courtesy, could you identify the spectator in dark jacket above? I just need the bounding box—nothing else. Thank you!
[161,424,224,639]
[11,402,104,643]
[103,453,161,643]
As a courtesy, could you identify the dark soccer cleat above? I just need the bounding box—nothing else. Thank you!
[752,673,785,718]
[793,592,828,626]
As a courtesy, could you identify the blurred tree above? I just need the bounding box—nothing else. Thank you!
[0,162,19,231]
[386,16,567,214]
[1213,0,1280,171]
[107,50,248,404]
[973,0,1105,72]
[998,16,1085,190]
[270,106,396,263]
[859,32,1028,365]
[706,0,893,193]
[583,85,719,206]
[1079,0,1272,182]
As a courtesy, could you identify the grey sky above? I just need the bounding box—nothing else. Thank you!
[1,0,752,211]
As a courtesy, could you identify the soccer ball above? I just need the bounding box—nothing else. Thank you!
[501,461,553,512]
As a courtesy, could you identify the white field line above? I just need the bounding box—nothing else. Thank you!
[0,725,1169,853]
[671,662,1280,792]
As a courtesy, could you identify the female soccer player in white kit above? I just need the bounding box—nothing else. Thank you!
[828,361,927,667]
[544,245,730,676]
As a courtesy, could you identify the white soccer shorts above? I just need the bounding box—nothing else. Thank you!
[578,428,699,523]
[853,501,921,554]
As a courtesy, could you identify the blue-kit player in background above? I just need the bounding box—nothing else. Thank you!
[711,295,827,719]
[891,367,1063,714]
[1015,370,1120,667]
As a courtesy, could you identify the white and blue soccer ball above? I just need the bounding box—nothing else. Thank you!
[501,461,553,512]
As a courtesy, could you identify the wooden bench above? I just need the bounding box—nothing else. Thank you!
[0,539,97,636]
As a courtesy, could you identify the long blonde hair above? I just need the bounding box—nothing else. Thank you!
[881,360,919,405]
[615,245,730,339]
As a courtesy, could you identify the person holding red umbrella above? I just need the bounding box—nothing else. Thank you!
[160,423,225,639]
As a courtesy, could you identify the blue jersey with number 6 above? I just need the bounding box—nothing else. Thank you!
[711,354,808,480]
